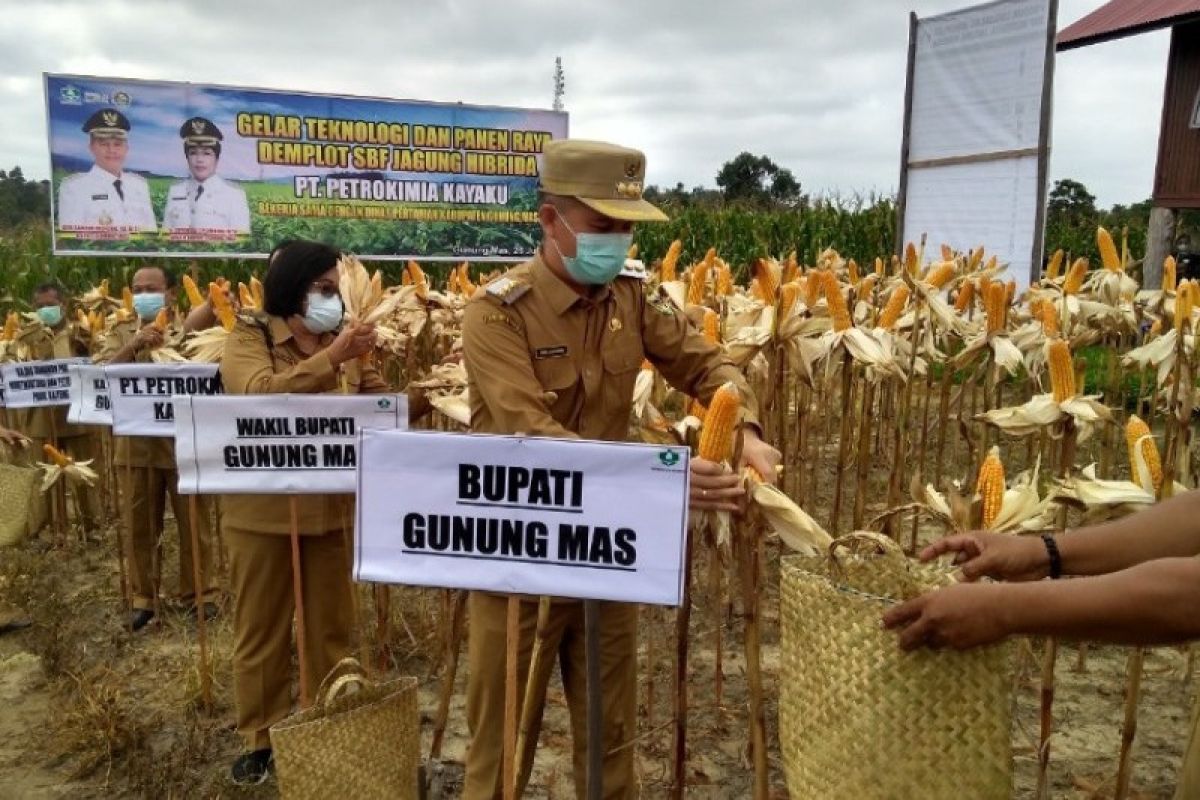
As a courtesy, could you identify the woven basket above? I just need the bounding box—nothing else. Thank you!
[270,658,419,800]
[780,532,1013,800]
[0,462,41,547]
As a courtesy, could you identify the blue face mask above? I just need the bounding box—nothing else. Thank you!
[36,305,64,327]
[133,292,165,321]
[552,211,633,286]
[302,293,343,334]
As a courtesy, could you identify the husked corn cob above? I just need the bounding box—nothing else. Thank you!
[238,282,255,309]
[904,242,919,277]
[251,277,265,307]
[779,282,801,319]
[122,286,134,315]
[1039,299,1059,336]
[968,248,984,272]
[98,279,110,298]
[182,274,205,308]
[1048,339,1076,403]
[925,261,956,289]
[1125,415,1163,494]
[153,308,168,332]
[1098,226,1121,272]
[755,259,778,305]
[715,261,733,296]
[702,308,720,344]
[686,262,709,306]
[697,382,741,463]
[1063,258,1088,295]
[823,272,852,332]
[43,443,71,467]
[1,311,16,341]
[1150,318,1163,337]
[877,286,910,331]
[975,446,1005,528]
[1176,280,1194,333]
[940,243,953,262]
[1164,256,1178,293]
[847,259,860,286]
[661,240,682,282]
[874,257,885,277]
[985,281,1007,334]
[75,309,89,328]
[804,272,822,309]
[458,263,477,296]
[783,251,799,283]
[1045,249,1064,280]
[689,397,707,419]
[209,282,236,331]
[407,261,428,301]
[953,281,975,313]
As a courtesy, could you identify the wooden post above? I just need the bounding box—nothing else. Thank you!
[1144,206,1175,290]
[188,495,212,712]
[503,596,521,800]
[584,600,603,800]
[515,596,553,791]
[288,496,311,707]
[430,590,468,762]
[671,529,694,800]
[146,468,162,626]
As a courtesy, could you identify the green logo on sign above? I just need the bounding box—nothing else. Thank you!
[377,397,392,410]
[658,449,680,467]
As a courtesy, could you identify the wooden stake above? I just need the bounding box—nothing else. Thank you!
[736,513,768,799]
[146,468,162,627]
[515,596,553,791]
[288,496,311,707]
[671,529,694,800]
[188,495,212,712]
[429,589,468,762]
[1114,647,1146,799]
[830,353,857,535]
[584,600,603,800]
[503,596,521,800]
[852,377,875,530]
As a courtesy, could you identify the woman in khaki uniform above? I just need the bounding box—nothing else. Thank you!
[219,240,387,785]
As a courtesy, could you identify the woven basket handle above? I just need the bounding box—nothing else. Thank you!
[321,673,368,708]
[828,531,904,561]
[314,657,366,706]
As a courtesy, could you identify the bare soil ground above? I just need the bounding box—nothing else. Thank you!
[0,513,1193,799]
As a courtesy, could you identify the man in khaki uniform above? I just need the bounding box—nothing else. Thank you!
[97,265,215,631]
[460,139,781,799]
[11,283,99,533]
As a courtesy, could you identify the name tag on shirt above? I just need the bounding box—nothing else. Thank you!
[534,346,569,360]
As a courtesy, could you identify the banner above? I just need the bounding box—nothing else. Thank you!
[356,431,691,606]
[0,358,89,409]
[44,74,568,261]
[105,363,222,437]
[66,364,113,425]
[175,393,407,495]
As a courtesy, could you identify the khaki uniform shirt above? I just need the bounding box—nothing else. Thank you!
[219,313,389,536]
[462,252,758,441]
[11,323,91,440]
[95,317,184,469]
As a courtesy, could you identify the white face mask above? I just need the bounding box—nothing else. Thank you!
[302,292,343,333]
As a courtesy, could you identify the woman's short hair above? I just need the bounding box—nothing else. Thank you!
[263,240,341,318]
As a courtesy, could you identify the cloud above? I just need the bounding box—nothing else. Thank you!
[0,0,1170,208]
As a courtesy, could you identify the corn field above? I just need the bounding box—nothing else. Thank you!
[0,221,1197,799]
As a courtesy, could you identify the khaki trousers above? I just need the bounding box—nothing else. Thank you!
[33,434,100,532]
[118,466,214,610]
[227,526,353,751]
[463,593,638,800]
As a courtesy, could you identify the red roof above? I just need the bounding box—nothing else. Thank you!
[1057,0,1200,50]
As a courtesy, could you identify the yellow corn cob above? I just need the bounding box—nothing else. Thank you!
[697,382,740,463]
[688,397,707,419]
[121,286,134,314]
[1063,258,1088,295]
[702,308,720,344]
[209,282,236,331]
[1098,226,1121,272]
[1164,256,1178,293]
[407,261,428,301]
[847,259,860,286]
[153,307,169,332]
[1,312,16,341]
[251,276,265,307]
[1005,280,1016,306]
[1048,339,1076,403]
[182,274,205,308]
[857,274,877,301]
[401,269,412,286]
[715,261,733,296]
[686,262,709,306]
[803,272,822,309]
[877,286,910,330]
[660,240,682,282]
[779,282,801,319]
[1045,249,1064,280]
[1125,415,1163,494]
[968,248,984,272]
[940,243,953,262]
[238,282,255,309]
[978,275,993,303]
[874,256,885,276]
[903,242,919,276]
[783,251,799,283]
[823,272,851,332]
[43,443,71,468]
[1150,318,1163,338]
[975,446,1005,529]
[985,281,1007,334]
[1176,280,1194,332]
[755,259,778,305]
[98,279,110,298]
[458,263,477,297]
[627,243,638,259]
[702,247,717,269]
[1039,299,1059,337]
[924,260,956,289]
[89,310,104,335]
[953,281,975,313]
[75,308,89,329]
[984,255,998,272]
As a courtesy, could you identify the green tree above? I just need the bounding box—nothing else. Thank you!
[0,167,50,230]
[716,152,801,206]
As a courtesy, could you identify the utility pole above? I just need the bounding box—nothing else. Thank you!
[553,57,565,112]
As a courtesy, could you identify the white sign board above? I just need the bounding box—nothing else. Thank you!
[175,393,408,495]
[66,364,112,426]
[105,363,222,437]
[900,0,1055,287]
[355,430,692,606]
[0,358,89,409]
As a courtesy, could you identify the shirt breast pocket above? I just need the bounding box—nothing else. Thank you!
[602,340,644,414]
[531,355,578,410]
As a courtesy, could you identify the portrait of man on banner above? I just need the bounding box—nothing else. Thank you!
[56,107,158,237]
[162,116,251,241]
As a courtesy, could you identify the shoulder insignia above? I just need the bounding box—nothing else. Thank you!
[485,276,531,305]
[618,259,648,281]
[482,310,523,332]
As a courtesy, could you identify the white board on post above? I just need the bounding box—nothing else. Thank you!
[898,0,1057,288]
[355,429,692,606]
[66,364,113,426]
[174,393,408,495]
[104,363,222,437]
[0,358,89,409]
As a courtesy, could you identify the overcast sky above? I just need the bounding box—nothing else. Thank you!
[0,0,1169,208]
